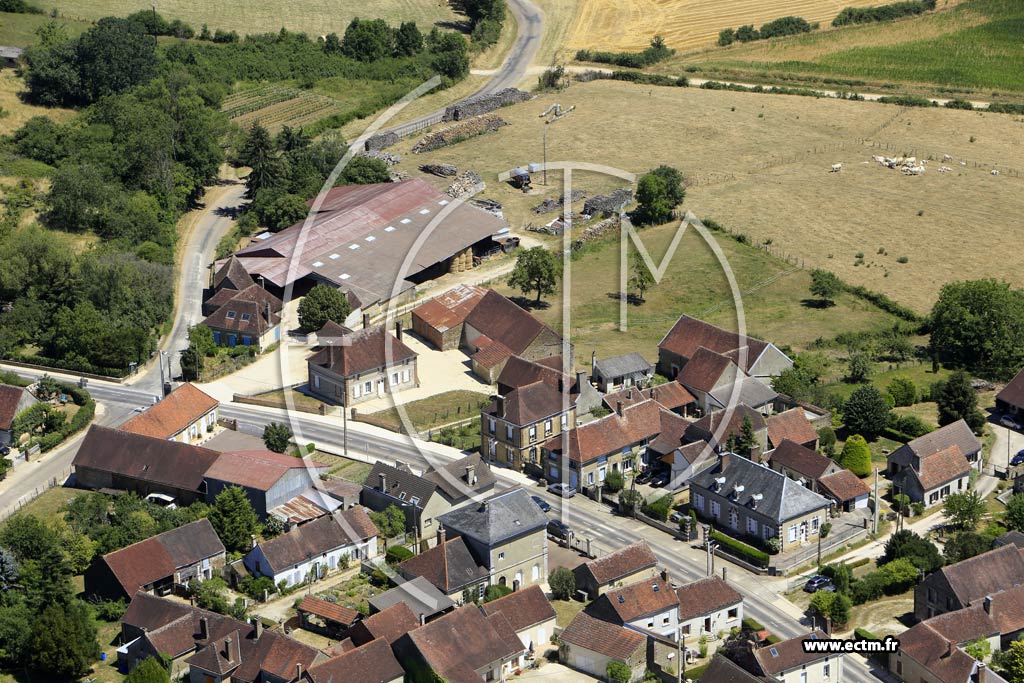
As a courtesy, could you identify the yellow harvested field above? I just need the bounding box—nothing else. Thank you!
[44,0,460,38]
[0,71,75,135]
[390,80,1024,314]
[565,0,890,52]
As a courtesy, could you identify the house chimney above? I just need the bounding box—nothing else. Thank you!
[250,534,257,550]
[199,617,208,641]
[984,595,993,614]
[296,663,302,680]
[379,472,387,491]
[265,301,271,327]
[651,387,658,401]
[419,613,426,626]
[362,313,370,329]
[558,377,564,394]
[591,350,597,377]
[946,640,956,658]
[616,400,623,418]
[224,636,233,663]
[496,395,505,418]
[437,524,446,546]
[661,568,669,584]
[576,370,587,391]
[396,320,403,341]
[465,464,476,485]
[252,617,263,641]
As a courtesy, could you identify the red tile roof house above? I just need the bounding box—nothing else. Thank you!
[480,584,557,653]
[203,449,330,520]
[243,506,379,589]
[393,604,526,683]
[657,314,793,381]
[675,576,743,643]
[85,518,226,601]
[304,637,405,683]
[888,419,982,508]
[0,383,38,448]
[914,544,1024,621]
[585,573,681,641]
[73,424,220,505]
[559,611,647,682]
[766,407,820,450]
[574,540,659,600]
[306,324,418,407]
[765,439,842,493]
[120,382,219,445]
[411,283,487,350]
[541,399,679,492]
[675,346,779,417]
[118,591,324,680]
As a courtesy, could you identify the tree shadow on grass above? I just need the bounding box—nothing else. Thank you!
[606,292,645,306]
[800,298,835,309]
[508,295,552,311]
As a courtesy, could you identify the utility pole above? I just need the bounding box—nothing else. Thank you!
[343,404,348,455]
[676,626,684,683]
[872,468,879,535]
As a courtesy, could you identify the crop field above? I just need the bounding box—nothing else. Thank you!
[42,0,459,38]
[562,0,883,53]
[225,87,345,134]
[667,0,1024,93]
[391,78,1024,319]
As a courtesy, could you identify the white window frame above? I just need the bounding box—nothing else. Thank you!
[788,524,798,543]
[505,424,513,440]
[402,369,410,382]
[694,494,704,512]
[364,381,372,393]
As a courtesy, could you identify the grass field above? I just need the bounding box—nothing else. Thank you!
[0,70,76,137]
[667,0,1024,93]
[391,79,1024,316]
[42,0,460,39]
[562,0,885,53]
[0,10,89,47]
[359,390,489,434]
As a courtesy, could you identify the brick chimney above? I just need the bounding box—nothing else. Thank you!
[395,320,403,341]
[252,616,263,641]
[495,395,505,418]
[296,663,303,680]
[661,568,670,584]
[437,524,446,546]
[199,617,208,641]
[465,464,476,485]
[984,595,993,614]
[224,636,233,663]
[379,472,387,492]
[419,613,426,626]
[616,400,623,418]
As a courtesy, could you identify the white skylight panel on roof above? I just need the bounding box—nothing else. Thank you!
[419,209,430,215]
[365,236,376,242]
[312,261,324,267]
[400,218,411,224]
[385,226,396,232]
[329,253,340,260]
[349,244,360,250]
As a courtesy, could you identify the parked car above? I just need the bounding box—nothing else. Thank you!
[1012,449,1024,467]
[650,473,669,488]
[635,470,654,485]
[803,575,835,593]
[1001,415,1021,430]
[547,483,576,498]
[531,495,552,513]
[547,519,572,540]
[0,445,10,456]
[668,511,684,524]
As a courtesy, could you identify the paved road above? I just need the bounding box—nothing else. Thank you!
[385,0,543,137]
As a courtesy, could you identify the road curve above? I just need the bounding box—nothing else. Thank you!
[385,0,544,137]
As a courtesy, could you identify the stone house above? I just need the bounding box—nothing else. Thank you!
[914,544,1024,621]
[0,383,38,448]
[888,419,982,508]
[85,519,226,601]
[574,541,659,600]
[586,573,680,641]
[120,382,219,445]
[307,323,418,407]
[203,449,330,521]
[201,284,283,352]
[398,530,490,605]
[689,454,831,553]
[765,439,842,493]
[657,314,793,380]
[437,488,549,591]
[480,584,557,652]
[559,612,647,682]
[480,380,574,472]
[752,631,843,683]
[675,576,743,642]
[591,351,654,393]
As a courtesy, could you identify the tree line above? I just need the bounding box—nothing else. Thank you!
[718,16,817,46]
[575,35,674,68]
[833,0,936,26]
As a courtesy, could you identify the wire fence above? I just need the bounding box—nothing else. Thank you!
[0,466,72,522]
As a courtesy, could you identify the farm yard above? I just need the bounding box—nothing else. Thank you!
[390,78,1024,325]
[37,0,460,40]
[561,0,885,53]
[663,0,1024,94]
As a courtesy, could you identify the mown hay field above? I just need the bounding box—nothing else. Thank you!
[389,79,1024,321]
[562,0,884,53]
[665,0,1024,93]
[40,0,460,38]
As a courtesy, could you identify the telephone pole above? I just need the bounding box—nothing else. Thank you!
[872,468,879,535]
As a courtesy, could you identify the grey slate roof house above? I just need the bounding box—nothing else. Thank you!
[368,575,456,622]
[398,528,490,603]
[888,419,980,508]
[437,488,549,591]
[591,351,654,392]
[689,454,831,553]
[361,455,495,539]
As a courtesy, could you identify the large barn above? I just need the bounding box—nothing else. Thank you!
[221,179,508,316]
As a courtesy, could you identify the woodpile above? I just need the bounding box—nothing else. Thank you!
[532,190,586,214]
[420,163,458,177]
[412,115,507,154]
[572,217,620,250]
[446,170,485,198]
[582,189,633,217]
[442,88,532,122]
[359,150,401,166]
[364,131,399,152]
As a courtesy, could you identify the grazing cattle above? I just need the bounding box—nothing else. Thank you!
[830,163,843,173]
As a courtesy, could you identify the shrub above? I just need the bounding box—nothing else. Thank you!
[833,0,936,27]
[710,531,769,568]
[603,470,624,493]
[385,546,414,564]
[838,435,872,477]
[607,661,631,683]
[549,566,576,600]
[887,377,917,407]
[484,585,513,602]
[238,576,276,601]
[574,35,674,68]
[642,494,673,522]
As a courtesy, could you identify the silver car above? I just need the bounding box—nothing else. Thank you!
[547,483,576,498]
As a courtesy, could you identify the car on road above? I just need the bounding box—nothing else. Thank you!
[547,483,576,498]
[1012,449,1024,467]
[1001,415,1022,430]
[803,575,835,593]
[531,495,552,512]
[547,519,572,540]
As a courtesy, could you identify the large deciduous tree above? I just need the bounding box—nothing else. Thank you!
[28,601,100,679]
[508,246,561,304]
[935,370,986,434]
[262,422,293,454]
[842,385,890,440]
[809,268,841,306]
[297,284,352,333]
[930,279,1024,381]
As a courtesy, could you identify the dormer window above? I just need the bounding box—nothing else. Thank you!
[398,492,406,500]
[240,313,251,322]
[226,311,237,319]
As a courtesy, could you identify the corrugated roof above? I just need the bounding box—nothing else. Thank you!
[594,353,652,379]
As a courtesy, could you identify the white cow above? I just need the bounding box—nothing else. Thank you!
[831,163,843,173]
